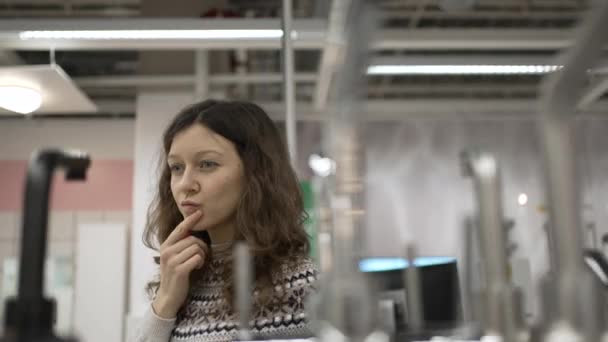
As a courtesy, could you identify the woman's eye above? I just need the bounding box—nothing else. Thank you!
[199,160,218,170]
[169,164,183,173]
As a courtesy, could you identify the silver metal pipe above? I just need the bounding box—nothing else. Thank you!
[461,216,480,326]
[234,242,252,341]
[194,50,209,101]
[543,222,558,273]
[313,1,380,341]
[74,73,317,88]
[281,0,297,168]
[537,0,608,329]
[461,151,516,341]
[325,0,377,258]
[404,245,424,332]
[312,177,336,274]
[313,0,350,111]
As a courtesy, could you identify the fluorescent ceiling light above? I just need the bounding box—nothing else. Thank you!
[19,29,286,40]
[0,86,42,114]
[367,64,562,75]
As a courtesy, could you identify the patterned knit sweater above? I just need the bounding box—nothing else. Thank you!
[134,245,318,342]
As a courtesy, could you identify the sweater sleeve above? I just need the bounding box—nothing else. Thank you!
[131,304,177,342]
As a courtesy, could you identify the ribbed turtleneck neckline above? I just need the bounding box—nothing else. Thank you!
[210,241,233,259]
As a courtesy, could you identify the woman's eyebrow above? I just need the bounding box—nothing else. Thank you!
[194,150,223,157]
[167,150,222,160]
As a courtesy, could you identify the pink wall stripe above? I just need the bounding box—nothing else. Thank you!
[0,160,133,211]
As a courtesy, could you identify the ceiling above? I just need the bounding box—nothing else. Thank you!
[0,0,604,118]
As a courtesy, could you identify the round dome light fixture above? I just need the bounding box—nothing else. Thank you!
[0,86,42,114]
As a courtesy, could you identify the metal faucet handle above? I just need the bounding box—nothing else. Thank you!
[28,148,91,180]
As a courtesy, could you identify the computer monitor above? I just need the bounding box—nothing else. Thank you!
[359,257,462,328]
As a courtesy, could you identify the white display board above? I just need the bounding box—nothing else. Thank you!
[74,223,127,342]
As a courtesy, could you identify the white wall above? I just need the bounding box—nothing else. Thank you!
[0,118,134,160]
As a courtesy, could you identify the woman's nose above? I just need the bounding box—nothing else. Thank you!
[180,168,200,194]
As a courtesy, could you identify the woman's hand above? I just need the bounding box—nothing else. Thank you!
[152,210,208,319]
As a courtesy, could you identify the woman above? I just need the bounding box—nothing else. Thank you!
[135,100,318,342]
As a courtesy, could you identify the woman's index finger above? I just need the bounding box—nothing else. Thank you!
[164,211,202,246]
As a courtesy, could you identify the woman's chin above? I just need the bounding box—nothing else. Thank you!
[191,222,207,232]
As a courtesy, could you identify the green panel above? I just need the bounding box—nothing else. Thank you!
[300,181,318,264]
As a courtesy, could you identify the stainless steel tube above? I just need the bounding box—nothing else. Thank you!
[194,50,209,101]
[537,0,608,329]
[281,0,297,167]
[462,151,516,341]
[314,1,379,341]
[404,245,424,332]
[234,243,253,341]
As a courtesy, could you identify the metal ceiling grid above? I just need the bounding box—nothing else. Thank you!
[0,0,604,113]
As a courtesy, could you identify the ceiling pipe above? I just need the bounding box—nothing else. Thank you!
[73,73,317,88]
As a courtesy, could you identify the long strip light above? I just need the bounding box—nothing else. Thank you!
[367,64,562,75]
[0,86,42,114]
[19,30,285,40]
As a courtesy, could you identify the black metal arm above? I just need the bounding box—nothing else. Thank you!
[1,148,90,342]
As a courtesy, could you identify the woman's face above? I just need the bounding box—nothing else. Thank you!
[168,123,244,238]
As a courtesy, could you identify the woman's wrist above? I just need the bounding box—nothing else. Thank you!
[152,296,177,319]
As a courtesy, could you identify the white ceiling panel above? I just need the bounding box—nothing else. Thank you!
[0,64,97,115]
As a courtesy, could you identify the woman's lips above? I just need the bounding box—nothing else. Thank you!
[181,204,201,215]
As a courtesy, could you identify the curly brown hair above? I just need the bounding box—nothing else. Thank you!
[143,99,310,310]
